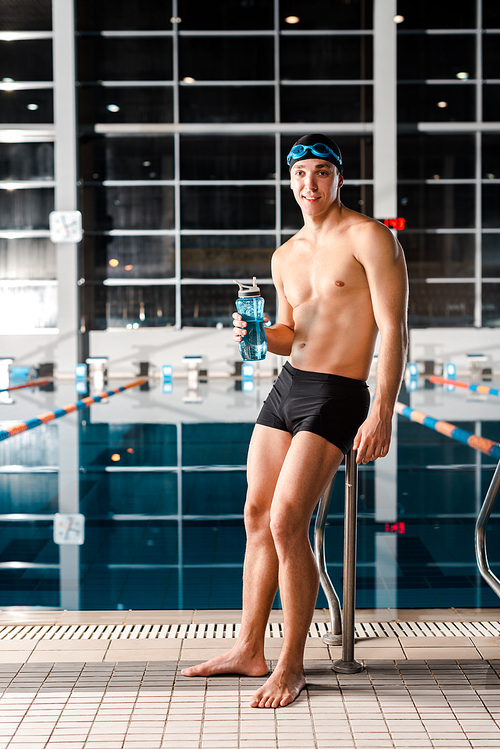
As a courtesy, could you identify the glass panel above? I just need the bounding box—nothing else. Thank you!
[398,83,475,122]
[181,236,275,279]
[179,36,273,81]
[281,184,373,230]
[0,238,56,280]
[398,184,475,229]
[482,283,500,327]
[0,142,54,181]
[180,85,274,123]
[483,185,500,228]
[0,285,57,332]
[0,89,53,124]
[281,85,373,122]
[0,1,52,31]
[180,135,275,180]
[482,234,500,278]
[76,0,173,31]
[79,136,174,181]
[483,4,500,27]
[482,134,500,179]
[88,284,176,329]
[483,34,500,79]
[409,281,474,327]
[396,0,476,29]
[77,36,173,81]
[177,0,273,30]
[183,423,254,466]
[398,134,475,180]
[183,472,247,515]
[180,186,275,230]
[280,0,373,30]
[78,86,173,124]
[281,135,373,180]
[81,472,178,516]
[80,186,175,230]
[403,233,475,279]
[0,188,53,230]
[181,283,276,327]
[398,34,475,80]
[0,39,52,81]
[281,35,372,80]
[82,235,175,281]
[483,84,500,122]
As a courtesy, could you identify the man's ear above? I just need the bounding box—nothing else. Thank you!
[338,174,344,188]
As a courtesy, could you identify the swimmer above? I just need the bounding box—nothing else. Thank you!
[182,133,409,708]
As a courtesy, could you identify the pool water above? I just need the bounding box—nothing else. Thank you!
[0,376,499,611]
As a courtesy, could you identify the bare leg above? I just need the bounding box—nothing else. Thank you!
[250,431,344,708]
[182,425,291,677]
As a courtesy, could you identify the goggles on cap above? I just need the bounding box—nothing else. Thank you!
[287,142,342,167]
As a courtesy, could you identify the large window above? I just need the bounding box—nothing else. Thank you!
[76,1,374,330]
[397,0,499,327]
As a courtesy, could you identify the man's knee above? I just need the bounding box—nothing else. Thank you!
[269,506,305,550]
[244,495,271,535]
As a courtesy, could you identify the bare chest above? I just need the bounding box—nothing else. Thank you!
[282,244,367,309]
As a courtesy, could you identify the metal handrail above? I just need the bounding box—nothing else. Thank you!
[475,460,500,598]
[314,448,363,673]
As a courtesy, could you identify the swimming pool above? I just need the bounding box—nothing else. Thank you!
[0,374,499,611]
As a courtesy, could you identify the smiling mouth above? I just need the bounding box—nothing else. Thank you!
[303,195,321,202]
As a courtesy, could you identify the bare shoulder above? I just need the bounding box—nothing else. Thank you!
[272,232,302,267]
[343,211,404,265]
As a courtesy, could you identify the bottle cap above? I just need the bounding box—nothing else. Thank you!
[234,277,261,297]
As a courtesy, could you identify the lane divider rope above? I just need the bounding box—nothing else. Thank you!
[0,378,52,393]
[0,379,146,442]
[429,375,500,398]
[395,401,500,460]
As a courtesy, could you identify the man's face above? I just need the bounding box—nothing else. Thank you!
[289,159,343,216]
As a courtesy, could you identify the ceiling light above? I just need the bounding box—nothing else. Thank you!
[456,71,469,80]
[108,258,119,267]
[106,104,120,113]
[27,103,38,111]
[393,15,404,23]
[285,15,300,24]
[182,76,196,84]
[437,101,448,108]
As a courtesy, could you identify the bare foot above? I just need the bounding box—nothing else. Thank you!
[250,666,306,708]
[181,646,269,678]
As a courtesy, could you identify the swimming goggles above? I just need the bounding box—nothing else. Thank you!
[287,142,342,167]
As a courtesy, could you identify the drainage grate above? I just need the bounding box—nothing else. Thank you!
[0,620,498,642]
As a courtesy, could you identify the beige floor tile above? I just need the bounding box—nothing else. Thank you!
[106,639,181,652]
[27,650,105,663]
[358,649,405,660]
[392,609,463,622]
[0,650,33,662]
[474,647,500,659]
[356,636,403,648]
[125,610,195,624]
[57,611,128,624]
[403,647,482,660]
[400,636,472,648]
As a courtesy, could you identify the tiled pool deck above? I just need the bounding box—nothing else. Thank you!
[0,608,499,749]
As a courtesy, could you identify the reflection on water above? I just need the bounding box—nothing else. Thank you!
[0,377,499,610]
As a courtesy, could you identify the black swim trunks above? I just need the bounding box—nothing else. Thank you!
[256,361,370,454]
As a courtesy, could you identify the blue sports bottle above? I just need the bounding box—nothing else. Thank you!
[234,277,268,361]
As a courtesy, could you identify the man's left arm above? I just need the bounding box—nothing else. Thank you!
[352,223,409,465]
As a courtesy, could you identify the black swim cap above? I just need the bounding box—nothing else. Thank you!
[287,133,343,175]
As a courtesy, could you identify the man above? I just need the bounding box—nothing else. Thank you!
[182,134,408,709]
